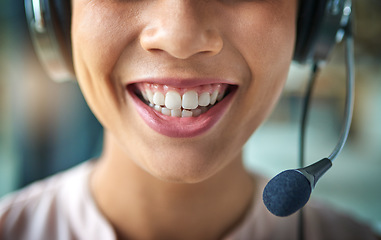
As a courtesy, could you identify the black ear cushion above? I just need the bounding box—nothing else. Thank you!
[51,0,71,51]
[294,0,328,63]
[48,0,73,72]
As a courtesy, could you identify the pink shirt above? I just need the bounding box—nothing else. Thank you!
[0,161,378,240]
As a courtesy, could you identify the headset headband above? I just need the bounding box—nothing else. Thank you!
[25,0,352,82]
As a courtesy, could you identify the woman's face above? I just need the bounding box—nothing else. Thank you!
[71,0,298,183]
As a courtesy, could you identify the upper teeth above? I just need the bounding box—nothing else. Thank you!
[165,91,182,110]
[138,83,228,117]
[142,89,225,110]
[182,90,198,109]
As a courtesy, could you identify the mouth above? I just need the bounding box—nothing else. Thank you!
[127,80,238,138]
[131,82,234,117]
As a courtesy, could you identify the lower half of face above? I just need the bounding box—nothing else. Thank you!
[71,0,297,183]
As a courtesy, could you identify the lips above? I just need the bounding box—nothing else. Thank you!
[127,79,237,138]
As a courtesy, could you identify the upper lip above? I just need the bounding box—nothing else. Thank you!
[126,78,238,88]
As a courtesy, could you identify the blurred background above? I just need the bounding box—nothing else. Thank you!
[1,0,380,236]
[244,0,381,234]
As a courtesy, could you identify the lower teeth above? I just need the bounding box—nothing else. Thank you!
[148,103,210,118]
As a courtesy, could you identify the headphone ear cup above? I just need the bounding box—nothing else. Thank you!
[294,0,352,64]
[25,0,74,82]
[51,0,72,68]
[294,0,328,63]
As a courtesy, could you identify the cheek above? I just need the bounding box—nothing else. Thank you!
[71,1,143,128]
[233,7,296,71]
[71,2,140,77]
[223,4,297,140]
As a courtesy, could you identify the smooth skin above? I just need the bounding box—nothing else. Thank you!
[71,0,298,239]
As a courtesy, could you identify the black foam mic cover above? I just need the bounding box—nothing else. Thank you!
[263,158,332,217]
[262,170,312,217]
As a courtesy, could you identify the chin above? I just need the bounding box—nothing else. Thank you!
[142,151,225,184]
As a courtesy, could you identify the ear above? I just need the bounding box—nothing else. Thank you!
[25,0,74,82]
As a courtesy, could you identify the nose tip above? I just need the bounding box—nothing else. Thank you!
[140,26,223,59]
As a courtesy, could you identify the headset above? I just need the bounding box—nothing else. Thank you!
[25,0,73,82]
[24,0,354,239]
[25,0,351,82]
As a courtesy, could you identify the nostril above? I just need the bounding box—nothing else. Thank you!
[200,50,219,57]
[147,48,163,53]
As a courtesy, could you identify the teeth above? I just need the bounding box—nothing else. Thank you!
[165,91,182,110]
[192,108,202,117]
[140,85,229,118]
[161,107,171,116]
[200,106,208,114]
[171,109,181,117]
[198,92,210,107]
[182,110,193,117]
[210,90,218,105]
[182,91,198,110]
[217,92,224,101]
[153,92,165,106]
[146,90,154,104]
[142,91,148,102]
[154,105,162,112]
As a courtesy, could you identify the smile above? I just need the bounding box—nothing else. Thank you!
[134,83,229,117]
[127,79,237,138]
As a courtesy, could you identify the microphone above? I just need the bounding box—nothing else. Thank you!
[263,18,355,217]
[262,158,332,217]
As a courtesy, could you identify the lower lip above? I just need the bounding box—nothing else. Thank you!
[128,87,236,138]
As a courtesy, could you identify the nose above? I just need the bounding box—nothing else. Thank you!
[140,1,223,59]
